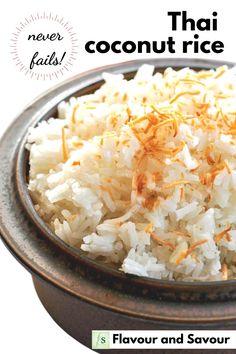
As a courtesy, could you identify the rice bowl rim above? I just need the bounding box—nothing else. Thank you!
[9,58,236,299]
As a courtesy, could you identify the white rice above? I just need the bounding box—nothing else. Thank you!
[27,64,236,281]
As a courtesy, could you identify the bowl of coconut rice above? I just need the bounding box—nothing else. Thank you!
[2,59,236,350]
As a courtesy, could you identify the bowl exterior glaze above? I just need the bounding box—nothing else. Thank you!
[33,275,236,354]
[1,59,236,353]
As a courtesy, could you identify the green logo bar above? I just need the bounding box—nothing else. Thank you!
[92,331,110,349]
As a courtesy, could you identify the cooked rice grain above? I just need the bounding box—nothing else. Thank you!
[27,64,236,281]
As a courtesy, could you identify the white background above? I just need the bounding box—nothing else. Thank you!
[1,0,236,353]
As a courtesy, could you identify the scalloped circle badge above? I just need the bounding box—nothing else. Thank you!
[10,12,78,80]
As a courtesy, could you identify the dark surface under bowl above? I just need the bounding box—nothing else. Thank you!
[1,58,236,354]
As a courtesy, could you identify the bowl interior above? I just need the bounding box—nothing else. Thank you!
[15,58,236,301]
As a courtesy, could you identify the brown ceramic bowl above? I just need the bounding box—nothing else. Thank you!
[1,58,236,354]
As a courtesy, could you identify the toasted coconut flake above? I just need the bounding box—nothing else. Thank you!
[174,230,191,238]
[122,139,130,145]
[226,232,232,242]
[163,180,191,189]
[72,161,80,166]
[200,172,213,187]
[214,66,226,79]
[172,118,178,137]
[151,105,170,119]
[222,114,231,128]
[214,225,232,243]
[147,113,159,125]
[180,187,185,200]
[150,232,176,250]
[61,127,69,161]
[135,174,147,194]
[154,118,174,129]
[126,107,132,121]
[179,79,206,87]
[71,104,79,124]
[191,252,198,261]
[145,223,154,233]
[123,93,128,102]
[176,239,208,265]
[152,83,157,90]
[72,141,84,148]
[142,191,159,210]
[186,239,208,255]
[221,263,228,280]
[190,163,200,172]
[175,251,188,265]
[172,141,186,155]
[111,116,118,128]
[216,94,232,99]
[205,145,215,165]
[205,193,212,203]
[224,159,231,174]
[225,129,236,135]
[206,154,215,165]
[129,115,149,126]
[152,172,162,183]
[144,121,152,134]
[169,90,200,104]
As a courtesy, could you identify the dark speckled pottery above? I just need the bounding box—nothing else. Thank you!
[1,59,236,354]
